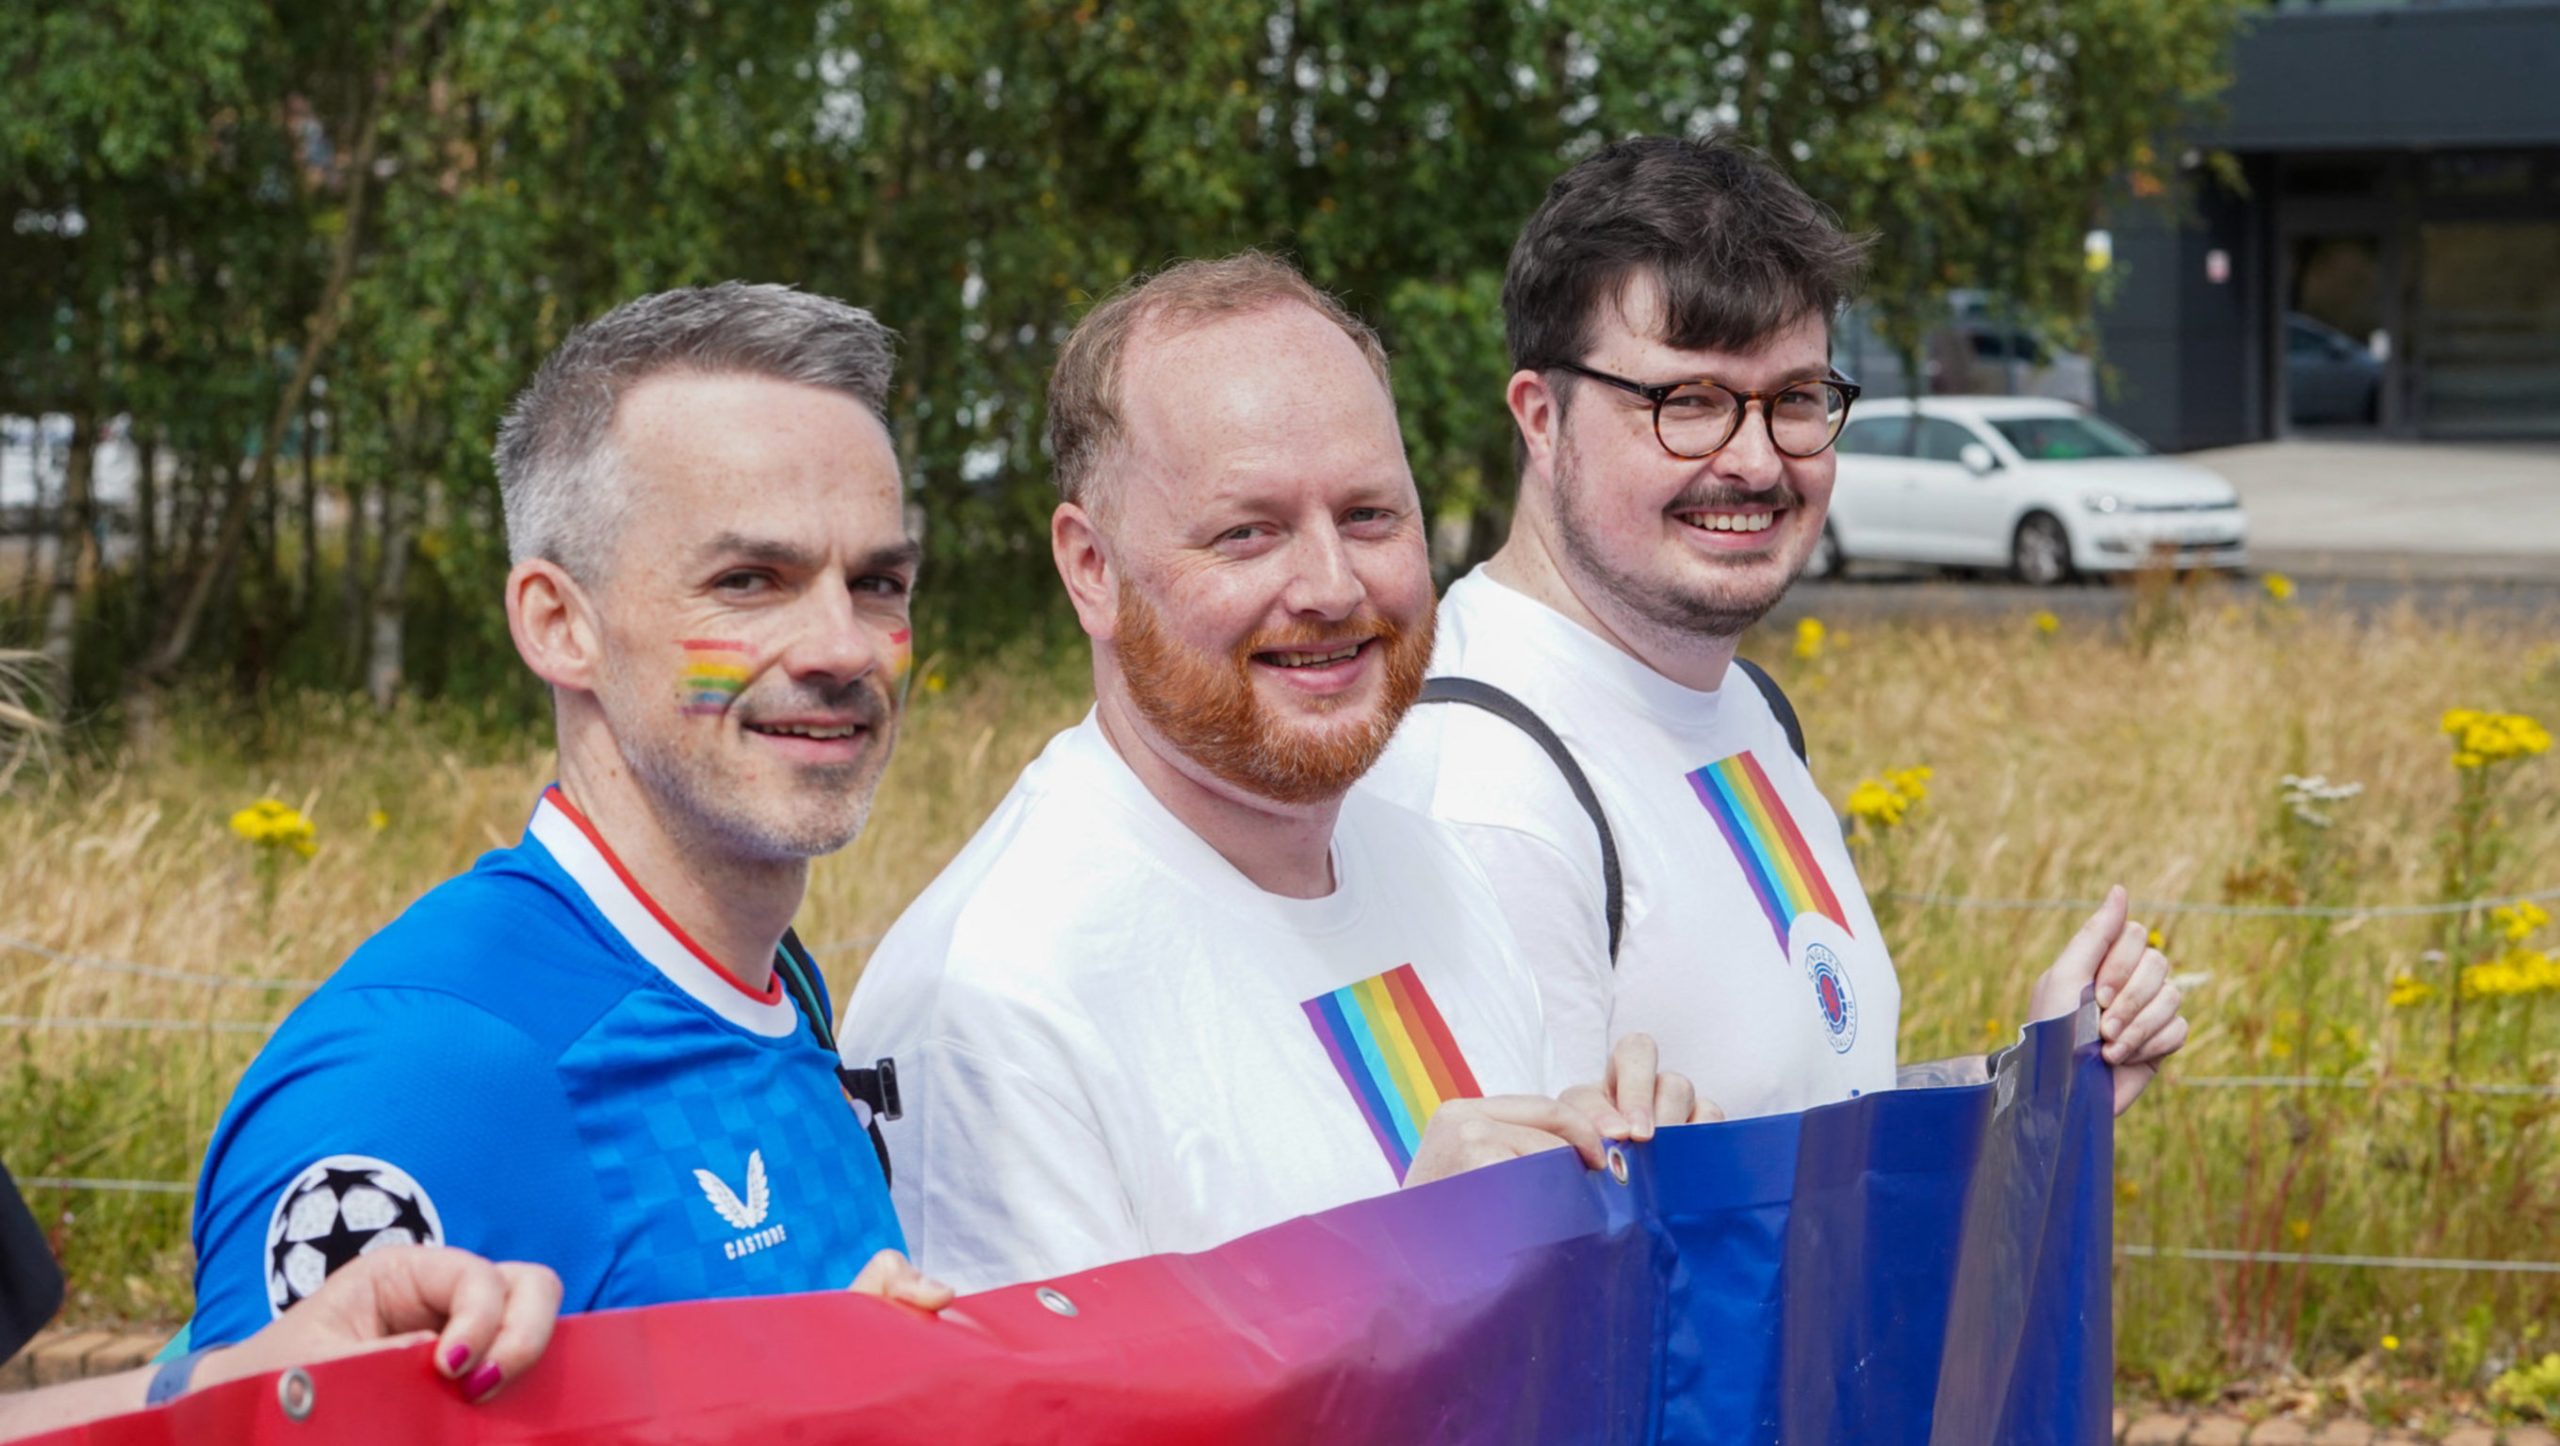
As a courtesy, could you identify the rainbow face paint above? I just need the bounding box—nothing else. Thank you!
[885,628,912,684]
[678,639,752,716]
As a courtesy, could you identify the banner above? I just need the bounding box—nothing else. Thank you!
[35,1005,2109,1444]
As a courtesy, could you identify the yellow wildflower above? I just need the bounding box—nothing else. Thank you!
[2147,928,2165,951]
[2263,572,2296,602]
[1846,765,1934,832]
[2388,973,2435,1008]
[2031,610,2060,637]
[923,671,948,696]
[1846,779,1907,829]
[229,798,318,859]
[1794,617,1826,662]
[2268,1037,2294,1059]
[2115,1177,2139,1204]
[2382,1335,2400,1352]
[2491,900,2550,943]
[2440,708,2553,769]
[367,808,390,832]
[2462,946,2560,999]
[2288,1218,2310,1243]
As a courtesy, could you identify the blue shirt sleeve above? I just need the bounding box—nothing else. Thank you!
[187,986,612,1347]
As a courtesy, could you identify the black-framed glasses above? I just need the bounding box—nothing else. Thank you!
[1545,361,1862,460]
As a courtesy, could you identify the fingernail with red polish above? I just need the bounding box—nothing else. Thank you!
[464,1364,502,1399]
[443,1343,472,1376]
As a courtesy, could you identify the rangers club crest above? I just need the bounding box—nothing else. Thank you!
[1805,943,1858,1053]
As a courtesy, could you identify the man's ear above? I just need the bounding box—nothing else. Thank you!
[1051,501,1120,643]
[1505,368,1565,481]
[506,558,603,693]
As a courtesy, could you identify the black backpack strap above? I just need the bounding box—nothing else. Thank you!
[1731,656,1808,763]
[1415,677,1623,963]
[0,1157,65,1363]
[774,930,899,1189]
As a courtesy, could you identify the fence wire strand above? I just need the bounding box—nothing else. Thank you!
[0,933,323,991]
[2121,1245,2560,1275]
[1883,884,2560,920]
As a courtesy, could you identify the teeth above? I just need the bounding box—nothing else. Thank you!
[754,724,859,740]
[1679,512,1775,533]
[1264,644,1363,668]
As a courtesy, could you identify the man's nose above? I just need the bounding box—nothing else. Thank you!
[1281,525,1365,619]
[1710,403,1788,490]
[783,583,883,684]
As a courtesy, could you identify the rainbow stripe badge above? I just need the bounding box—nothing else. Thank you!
[678,639,751,716]
[1688,750,1853,955]
[1302,964,1485,1179]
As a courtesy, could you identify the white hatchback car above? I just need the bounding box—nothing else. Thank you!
[1815,397,2248,585]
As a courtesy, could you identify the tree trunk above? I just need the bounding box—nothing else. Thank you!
[41,413,94,678]
[365,484,408,709]
[298,406,319,617]
[341,465,369,684]
[17,427,54,620]
[135,430,160,622]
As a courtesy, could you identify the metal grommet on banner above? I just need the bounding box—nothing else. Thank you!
[1606,1145,1630,1185]
[277,1367,316,1422]
[1036,1286,1079,1318]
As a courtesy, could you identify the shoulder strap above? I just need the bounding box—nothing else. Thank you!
[1731,656,1808,763]
[774,931,900,1188]
[1414,677,1623,964]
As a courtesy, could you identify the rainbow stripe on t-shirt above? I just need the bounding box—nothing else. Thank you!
[1302,964,1485,1180]
[1688,750,1852,954]
[678,639,751,715]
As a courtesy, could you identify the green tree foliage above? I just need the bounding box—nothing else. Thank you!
[0,0,2239,722]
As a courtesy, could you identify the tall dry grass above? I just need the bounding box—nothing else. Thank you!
[3,593,2556,1408]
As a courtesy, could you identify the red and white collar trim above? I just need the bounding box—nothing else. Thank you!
[527,787,798,1038]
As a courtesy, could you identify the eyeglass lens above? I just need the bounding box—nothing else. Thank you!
[1657,382,1852,459]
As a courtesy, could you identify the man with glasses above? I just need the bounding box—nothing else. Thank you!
[1372,135,2188,1119]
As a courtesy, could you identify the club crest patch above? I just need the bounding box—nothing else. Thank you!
[1806,943,1858,1053]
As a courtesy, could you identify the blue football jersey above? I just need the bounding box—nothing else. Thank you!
[187,789,903,1348]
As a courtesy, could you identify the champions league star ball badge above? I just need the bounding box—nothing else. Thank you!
[263,1155,444,1316]
[1805,943,1858,1053]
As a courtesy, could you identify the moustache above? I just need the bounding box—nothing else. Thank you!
[735,675,894,731]
[1666,483,1805,514]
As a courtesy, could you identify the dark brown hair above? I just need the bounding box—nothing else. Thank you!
[1503,134,1871,378]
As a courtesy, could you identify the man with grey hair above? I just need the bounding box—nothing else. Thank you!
[185,283,949,1362]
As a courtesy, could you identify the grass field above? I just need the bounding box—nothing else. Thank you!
[4,584,2557,1416]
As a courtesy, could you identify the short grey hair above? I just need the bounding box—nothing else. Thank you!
[494,282,898,579]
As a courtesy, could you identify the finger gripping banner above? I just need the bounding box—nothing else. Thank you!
[40,1009,2109,1445]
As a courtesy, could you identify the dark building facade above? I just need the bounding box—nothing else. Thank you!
[2094,0,2560,451]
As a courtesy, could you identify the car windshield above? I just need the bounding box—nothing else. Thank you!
[1986,414,2152,461]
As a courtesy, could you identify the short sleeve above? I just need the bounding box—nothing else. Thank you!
[187,987,609,1347]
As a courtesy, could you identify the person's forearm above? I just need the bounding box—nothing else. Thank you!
[0,1357,172,1441]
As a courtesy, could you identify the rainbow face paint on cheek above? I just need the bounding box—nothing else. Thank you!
[885,628,912,683]
[678,639,752,716]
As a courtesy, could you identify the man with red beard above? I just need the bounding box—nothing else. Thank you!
[841,253,1703,1294]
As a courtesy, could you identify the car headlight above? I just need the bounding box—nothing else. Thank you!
[2081,492,2122,515]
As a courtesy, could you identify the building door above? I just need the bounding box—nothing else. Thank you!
[2283,234,2388,431]
[2415,221,2560,439]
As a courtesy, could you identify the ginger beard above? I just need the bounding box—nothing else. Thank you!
[1115,577,1433,807]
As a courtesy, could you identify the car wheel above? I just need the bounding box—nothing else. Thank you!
[2011,512,2074,587]
[1804,523,1847,580]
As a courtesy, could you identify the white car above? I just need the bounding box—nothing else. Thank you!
[1814,397,2248,586]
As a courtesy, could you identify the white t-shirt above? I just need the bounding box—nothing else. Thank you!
[840,713,1557,1294]
[1368,568,1900,1120]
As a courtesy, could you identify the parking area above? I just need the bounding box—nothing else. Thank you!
[2188,437,2560,581]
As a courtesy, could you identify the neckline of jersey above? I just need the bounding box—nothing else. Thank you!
[529,786,797,1037]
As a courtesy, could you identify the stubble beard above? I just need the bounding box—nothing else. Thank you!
[1549,431,1809,644]
[617,663,898,864]
[1115,577,1433,808]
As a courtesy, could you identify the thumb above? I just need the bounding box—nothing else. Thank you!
[2047,885,2129,989]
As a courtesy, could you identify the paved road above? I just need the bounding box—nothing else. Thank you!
[2190,437,2560,582]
